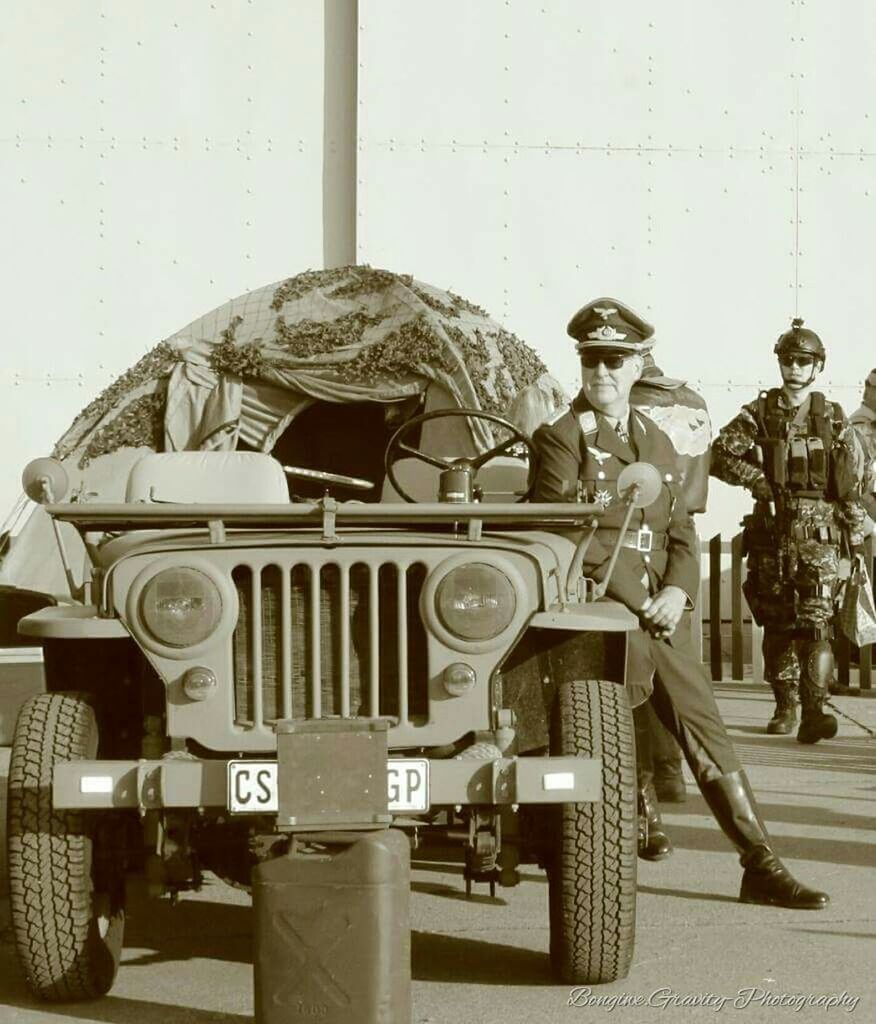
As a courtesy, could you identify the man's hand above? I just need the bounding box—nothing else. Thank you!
[639,585,688,637]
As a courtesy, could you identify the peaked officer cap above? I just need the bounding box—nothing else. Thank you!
[568,297,655,354]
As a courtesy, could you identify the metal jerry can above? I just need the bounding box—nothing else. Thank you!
[253,828,411,1024]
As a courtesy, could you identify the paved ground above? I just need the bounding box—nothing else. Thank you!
[0,681,874,1024]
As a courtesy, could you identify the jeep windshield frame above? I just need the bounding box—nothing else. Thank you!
[45,498,603,534]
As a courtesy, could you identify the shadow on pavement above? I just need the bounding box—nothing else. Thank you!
[412,930,552,985]
[411,880,508,905]
[714,684,776,696]
[725,736,876,775]
[655,819,874,867]
[0,945,250,1023]
[791,928,876,940]
[122,895,252,968]
[636,883,738,905]
[665,794,876,831]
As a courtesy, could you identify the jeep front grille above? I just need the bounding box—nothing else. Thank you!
[231,560,428,729]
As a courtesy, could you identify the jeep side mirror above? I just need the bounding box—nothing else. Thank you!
[616,462,662,508]
[21,457,81,601]
[22,457,69,505]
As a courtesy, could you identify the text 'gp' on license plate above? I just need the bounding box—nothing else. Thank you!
[227,758,430,814]
[387,758,429,812]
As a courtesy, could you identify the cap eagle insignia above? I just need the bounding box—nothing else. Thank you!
[587,324,628,341]
[593,306,618,320]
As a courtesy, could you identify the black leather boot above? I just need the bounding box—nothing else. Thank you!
[654,759,687,803]
[766,681,798,735]
[638,780,673,861]
[650,710,687,802]
[797,641,838,744]
[797,695,838,744]
[700,770,829,909]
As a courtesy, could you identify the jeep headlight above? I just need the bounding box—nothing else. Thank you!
[140,568,223,648]
[435,563,517,642]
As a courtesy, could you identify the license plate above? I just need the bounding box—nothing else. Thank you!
[386,758,429,812]
[228,761,279,813]
[227,758,430,814]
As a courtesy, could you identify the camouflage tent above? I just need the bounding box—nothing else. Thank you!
[1,266,565,596]
[53,265,564,469]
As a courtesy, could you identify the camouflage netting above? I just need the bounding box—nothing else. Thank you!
[53,265,566,469]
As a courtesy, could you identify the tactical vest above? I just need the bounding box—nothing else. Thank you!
[756,389,855,499]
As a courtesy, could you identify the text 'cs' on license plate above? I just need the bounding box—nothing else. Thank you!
[227,758,430,814]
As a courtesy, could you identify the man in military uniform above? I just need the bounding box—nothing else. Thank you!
[630,357,713,820]
[851,368,876,524]
[710,320,866,742]
[531,297,828,909]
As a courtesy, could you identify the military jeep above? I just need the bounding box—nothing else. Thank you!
[6,400,652,1001]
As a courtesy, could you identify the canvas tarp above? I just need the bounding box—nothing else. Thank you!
[53,265,565,468]
[1,266,565,597]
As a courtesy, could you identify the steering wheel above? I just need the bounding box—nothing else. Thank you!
[384,408,538,504]
[282,464,375,492]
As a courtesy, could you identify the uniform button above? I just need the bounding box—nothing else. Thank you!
[597,470,606,480]
[664,472,673,482]
[643,554,651,563]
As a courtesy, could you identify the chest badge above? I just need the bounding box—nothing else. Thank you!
[594,488,613,508]
[587,446,612,466]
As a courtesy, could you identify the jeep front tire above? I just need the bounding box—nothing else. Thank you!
[7,692,125,1001]
[547,679,637,984]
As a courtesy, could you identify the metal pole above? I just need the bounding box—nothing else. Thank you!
[322,0,358,268]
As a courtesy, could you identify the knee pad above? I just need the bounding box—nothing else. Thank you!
[804,640,835,688]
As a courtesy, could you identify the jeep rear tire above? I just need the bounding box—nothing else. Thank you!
[7,693,125,1001]
[547,679,636,984]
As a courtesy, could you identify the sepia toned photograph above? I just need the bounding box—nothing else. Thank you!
[1,3,874,1022]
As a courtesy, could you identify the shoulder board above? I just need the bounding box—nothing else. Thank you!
[546,405,570,426]
[635,374,686,391]
[577,410,598,435]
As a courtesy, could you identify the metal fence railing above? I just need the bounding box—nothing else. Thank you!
[699,534,874,693]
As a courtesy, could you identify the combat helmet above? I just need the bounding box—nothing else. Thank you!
[774,317,826,366]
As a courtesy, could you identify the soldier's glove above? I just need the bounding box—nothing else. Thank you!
[750,476,773,502]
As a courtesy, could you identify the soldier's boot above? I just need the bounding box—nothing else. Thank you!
[766,680,798,735]
[638,780,673,861]
[650,711,687,802]
[797,639,838,745]
[700,770,830,910]
[797,699,838,744]
[654,758,687,802]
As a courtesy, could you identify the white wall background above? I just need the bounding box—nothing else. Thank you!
[357,0,876,538]
[2,0,874,542]
[0,0,326,524]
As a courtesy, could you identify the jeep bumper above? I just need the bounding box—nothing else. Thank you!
[53,755,602,811]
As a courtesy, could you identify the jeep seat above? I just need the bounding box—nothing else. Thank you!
[381,456,529,503]
[125,451,289,504]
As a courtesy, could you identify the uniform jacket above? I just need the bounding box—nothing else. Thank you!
[711,390,867,544]
[532,391,700,615]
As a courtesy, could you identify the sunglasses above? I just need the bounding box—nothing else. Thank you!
[581,352,630,370]
[779,354,815,368]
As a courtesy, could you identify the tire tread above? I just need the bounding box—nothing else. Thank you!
[7,692,122,1001]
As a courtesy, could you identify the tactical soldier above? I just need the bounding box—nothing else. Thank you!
[711,319,866,742]
[532,297,829,909]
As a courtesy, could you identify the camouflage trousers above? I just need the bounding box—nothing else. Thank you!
[742,500,842,697]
